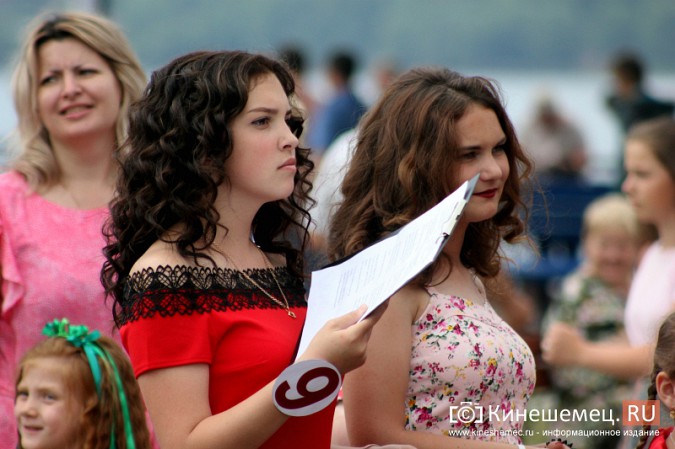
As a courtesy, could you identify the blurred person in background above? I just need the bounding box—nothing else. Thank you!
[309,60,399,284]
[0,11,146,448]
[540,193,645,449]
[606,51,674,182]
[307,50,366,158]
[356,59,400,107]
[520,94,588,183]
[542,117,675,449]
[606,52,674,135]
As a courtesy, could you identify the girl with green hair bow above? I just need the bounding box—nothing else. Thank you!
[14,318,152,449]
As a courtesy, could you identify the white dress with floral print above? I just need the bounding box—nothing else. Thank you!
[405,286,536,443]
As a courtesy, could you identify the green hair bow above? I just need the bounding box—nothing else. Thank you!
[43,318,136,449]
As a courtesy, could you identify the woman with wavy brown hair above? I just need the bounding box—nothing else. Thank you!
[330,67,541,449]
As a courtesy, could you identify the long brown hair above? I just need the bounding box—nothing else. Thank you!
[328,67,533,284]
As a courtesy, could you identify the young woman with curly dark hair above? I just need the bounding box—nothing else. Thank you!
[101,50,384,449]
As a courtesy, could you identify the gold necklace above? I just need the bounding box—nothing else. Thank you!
[213,243,296,319]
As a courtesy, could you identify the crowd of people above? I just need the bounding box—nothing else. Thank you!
[2,8,675,449]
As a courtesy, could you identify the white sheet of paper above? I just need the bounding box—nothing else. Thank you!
[297,175,478,358]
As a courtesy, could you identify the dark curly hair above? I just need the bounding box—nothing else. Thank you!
[328,67,533,284]
[101,50,313,324]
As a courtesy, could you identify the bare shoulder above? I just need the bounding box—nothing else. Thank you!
[129,240,195,276]
[389,283,430,323]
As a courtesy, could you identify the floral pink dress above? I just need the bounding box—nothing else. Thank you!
[406,286,536,443]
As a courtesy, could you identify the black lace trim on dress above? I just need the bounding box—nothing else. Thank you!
[118,265,306,325]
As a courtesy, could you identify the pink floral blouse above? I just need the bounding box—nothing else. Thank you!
[406,286,536,443]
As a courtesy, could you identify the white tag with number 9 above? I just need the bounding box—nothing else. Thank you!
[273,359,342,417]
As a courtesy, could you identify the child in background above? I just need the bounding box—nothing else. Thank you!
[541,193,644,449]
[635,311,675,449]
[14,318,151,449]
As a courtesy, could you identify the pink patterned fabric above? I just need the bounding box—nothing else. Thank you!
[0,171,115,449]
[405,286,536,443]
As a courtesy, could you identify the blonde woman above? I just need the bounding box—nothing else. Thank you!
[0,12,145,446]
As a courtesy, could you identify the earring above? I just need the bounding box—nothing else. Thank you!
[670,409,675,420]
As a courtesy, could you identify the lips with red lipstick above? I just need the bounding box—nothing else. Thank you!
[474,188,499,199]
